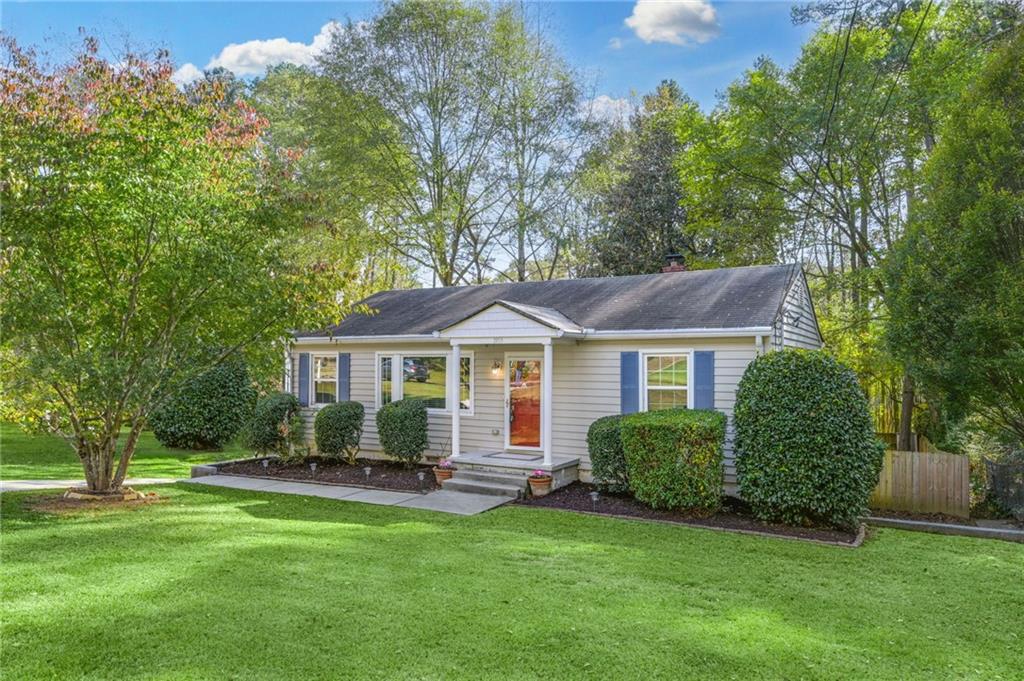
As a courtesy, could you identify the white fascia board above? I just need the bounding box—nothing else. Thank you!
[292,334,438,344]
[583,327,771,340]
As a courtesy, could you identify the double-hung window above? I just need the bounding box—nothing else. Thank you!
[312,355,337,404]
[377,352,473,413]
[641,352,691,411]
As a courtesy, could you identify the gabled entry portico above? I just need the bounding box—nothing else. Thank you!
[435,300,586,467]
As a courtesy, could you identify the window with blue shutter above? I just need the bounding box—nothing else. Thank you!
[693,351,715,409]
[337,352,351,402]
[297,353,310,407]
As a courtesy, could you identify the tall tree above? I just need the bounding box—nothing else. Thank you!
[490,5,593,282]
[317,0,508,286]
[887,32,1024,443]
[579,81,705,276]
[0,38,345,493]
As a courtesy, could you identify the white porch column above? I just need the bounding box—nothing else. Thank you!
[450,343,461,459]
[542,341,553,466]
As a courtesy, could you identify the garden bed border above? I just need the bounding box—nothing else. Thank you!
[866,516,1024,543]
[191,457,434,494]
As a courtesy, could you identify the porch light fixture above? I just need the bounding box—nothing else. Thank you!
[491,359,502,376]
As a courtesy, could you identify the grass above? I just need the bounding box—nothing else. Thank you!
[0,422,248,480]
[2,485,1022,680]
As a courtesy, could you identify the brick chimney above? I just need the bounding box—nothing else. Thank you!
[661,253,687,273]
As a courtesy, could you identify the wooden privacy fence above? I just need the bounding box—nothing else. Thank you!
[870,450,970,518]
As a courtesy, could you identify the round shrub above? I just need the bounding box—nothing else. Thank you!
[315,401,365,464]
[150,357,256,450]
[244,391,305,461]
[621,409,726,512]
[587,415,629,494]
[376,398,428,467]
[734,349,885,530]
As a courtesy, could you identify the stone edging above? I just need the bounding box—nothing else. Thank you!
[521,505,866,548]
[191,458,432,495]
[866,516,1024,543]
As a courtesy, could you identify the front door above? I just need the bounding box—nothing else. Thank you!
[506,357,542,449]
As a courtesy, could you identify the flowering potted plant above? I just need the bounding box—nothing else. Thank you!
[433,458,456,485]
[528,469,553,497]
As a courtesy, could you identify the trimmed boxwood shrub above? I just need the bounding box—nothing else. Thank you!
[315,401,365,464]
[244,391,305,462]
[733,349,885,530]
[376,398,429,467]
[621,409,726,512]
[587,415,628,493]
[150,357,256,450]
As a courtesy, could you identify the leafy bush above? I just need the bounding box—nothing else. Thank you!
[376,398,428,466]
[150,357,256,450]
[621,409,726,512]
[587,415,628,493]
[734,349,884,530]
[244,391,305,462]
[315,401,365,464]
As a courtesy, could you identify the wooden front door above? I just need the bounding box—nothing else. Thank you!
[506,358,542,449]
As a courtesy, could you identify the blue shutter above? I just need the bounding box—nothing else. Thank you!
[620,351,639,414]
[694,351,715,409]
[298,353,310,407]
[337,352,350,402]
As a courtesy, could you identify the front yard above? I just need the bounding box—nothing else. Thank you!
[0,422,246,481]
[2,485,1022,679]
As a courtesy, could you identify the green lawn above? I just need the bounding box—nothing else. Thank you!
[0,422,248,480]
[2,485,1022,680]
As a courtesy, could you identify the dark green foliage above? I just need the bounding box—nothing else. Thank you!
[587,415,628,493]
[620,409,726,512]
[734,350,884,530]
[244,392,305,461]
[886,32,1024,445]
[375,398,429,466]
[315,401,365,464]
[150,358,256,450]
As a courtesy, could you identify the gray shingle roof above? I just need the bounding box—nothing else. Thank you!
[297,264,800,338]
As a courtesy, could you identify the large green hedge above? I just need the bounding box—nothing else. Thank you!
[244,391,305,462]
[587,415,629,494]
[621,409,726,512]
[150,357,256,450]
[734,349,884,530]
[315,401,365,464]
[376,398,429,466]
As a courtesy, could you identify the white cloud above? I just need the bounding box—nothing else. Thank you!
[624,0,720,46]
[171,62,203,87]
[586,95,633,124]
[203,21,340,76]
[608,37,624,50]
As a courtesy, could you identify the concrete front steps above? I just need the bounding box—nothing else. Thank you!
[441,469,527,498]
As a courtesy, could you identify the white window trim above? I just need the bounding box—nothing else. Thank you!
[310,353,338,406]
[639,349,694,412]
[374,351,474,416]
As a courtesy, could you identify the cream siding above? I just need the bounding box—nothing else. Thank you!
[442,306,554,338]
[291,336,758,486]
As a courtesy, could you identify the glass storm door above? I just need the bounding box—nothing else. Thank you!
[506,358,542,449]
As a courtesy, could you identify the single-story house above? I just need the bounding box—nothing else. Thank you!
[286,261,822,493]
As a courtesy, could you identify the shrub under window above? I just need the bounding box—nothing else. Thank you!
[733,349,884,530]
[587,415,629,494]
[315,401,365,465]
[244,391,305,462]
[150,357,256,450]
[376,398,429,466]
[621,409,726,512]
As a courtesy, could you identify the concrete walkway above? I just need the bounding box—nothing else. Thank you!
[183,474,510,516]
[0,477,177,493]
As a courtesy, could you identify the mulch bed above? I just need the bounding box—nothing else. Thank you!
[25,492,164,515]
[217,457,438,493]
[868,508,977,527]
[517,482,861,545]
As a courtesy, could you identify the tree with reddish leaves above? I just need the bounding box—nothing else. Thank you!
[0,37,347,494]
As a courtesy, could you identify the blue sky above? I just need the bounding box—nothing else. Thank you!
[2,1,815,111]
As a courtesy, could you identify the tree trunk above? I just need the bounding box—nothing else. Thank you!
[112,420,145,490]
[897,373,915,451]
[79,439,117,492]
